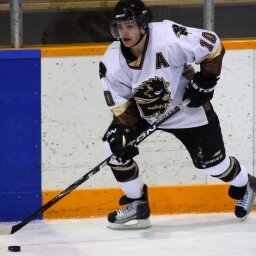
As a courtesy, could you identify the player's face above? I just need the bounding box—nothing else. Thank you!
[116,21,142,48]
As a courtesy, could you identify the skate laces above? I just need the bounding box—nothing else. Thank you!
[236,188,251,208]
[236,175,256,209]
[116,203,136,217]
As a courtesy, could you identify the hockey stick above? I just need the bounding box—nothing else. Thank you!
[0,98,190,235]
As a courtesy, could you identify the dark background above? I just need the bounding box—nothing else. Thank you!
[0,3,255,46]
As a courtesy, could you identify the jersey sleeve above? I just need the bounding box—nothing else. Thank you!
[167,20,225,76]
[99,44,140,127]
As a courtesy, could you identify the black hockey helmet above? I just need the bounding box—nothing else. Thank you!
[110,0,152,39]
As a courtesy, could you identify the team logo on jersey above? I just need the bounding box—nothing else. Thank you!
[172,24,189,38]
[99,61,107,79]
[133,76,171,119]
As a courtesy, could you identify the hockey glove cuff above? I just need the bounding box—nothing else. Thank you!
[103,124,139,161]
[183,72,218,108]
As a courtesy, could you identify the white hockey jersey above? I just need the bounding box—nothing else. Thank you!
[99,20,222,129]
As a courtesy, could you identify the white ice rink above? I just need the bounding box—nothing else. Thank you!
[0,213,255,256]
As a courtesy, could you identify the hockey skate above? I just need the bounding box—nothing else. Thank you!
[107,184,151,229]
[229,174,256,221]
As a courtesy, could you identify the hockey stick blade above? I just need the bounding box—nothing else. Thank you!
[0,98,190,235]
[0,156,111,235]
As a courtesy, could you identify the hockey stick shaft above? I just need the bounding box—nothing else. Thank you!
[0,98,190,235]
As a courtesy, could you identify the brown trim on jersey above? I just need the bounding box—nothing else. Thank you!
[111,99,140,128]
[200,43,226,77]
[120,43,137,63]
[128,54,144,68]
[111,101,131,117]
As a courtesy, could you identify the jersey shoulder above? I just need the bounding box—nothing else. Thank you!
[102,41,120,66]
[149,20,221,63]
[100,41,125,79]
[149,20,180,43]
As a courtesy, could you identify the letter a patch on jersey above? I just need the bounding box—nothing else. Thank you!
[156,52,170,69]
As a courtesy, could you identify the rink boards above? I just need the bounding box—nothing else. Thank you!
[0,39,255,221]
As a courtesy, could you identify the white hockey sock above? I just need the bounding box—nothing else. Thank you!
[119,176,144,199]
[202,156,248,187]
[229,164,248,187]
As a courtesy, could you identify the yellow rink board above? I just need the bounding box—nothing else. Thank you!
[43,184,256,219]
[41,38,255,219]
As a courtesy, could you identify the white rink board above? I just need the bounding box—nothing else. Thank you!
[41,49,255,190]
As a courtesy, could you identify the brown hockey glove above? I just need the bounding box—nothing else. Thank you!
[183,72,218,108]
[103,124,139,161]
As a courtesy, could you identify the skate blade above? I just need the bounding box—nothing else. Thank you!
[107,218,151,230]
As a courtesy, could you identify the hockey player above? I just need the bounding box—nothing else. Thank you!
[99,0,256,229]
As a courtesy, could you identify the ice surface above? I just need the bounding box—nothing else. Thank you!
[0,213,255,256]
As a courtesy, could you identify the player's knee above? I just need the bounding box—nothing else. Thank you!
[109,160,139,182]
